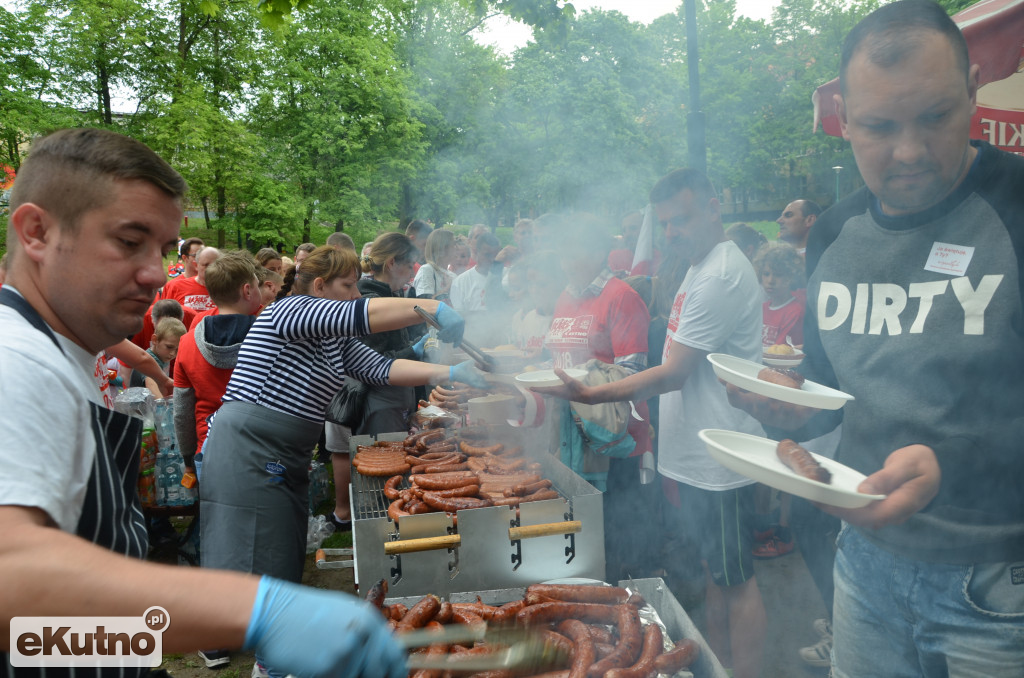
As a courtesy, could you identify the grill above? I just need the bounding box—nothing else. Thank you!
[349,431,606,598]
[384,578,729,678]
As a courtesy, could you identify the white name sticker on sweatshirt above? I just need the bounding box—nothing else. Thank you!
[924,242,974,276]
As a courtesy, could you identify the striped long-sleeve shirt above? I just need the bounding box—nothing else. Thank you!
[223,295,394,422]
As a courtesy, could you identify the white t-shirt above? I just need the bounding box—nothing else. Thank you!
[0,294,105,532]
[658,240,765,490]
[413,262,455,298]
[514,309,554,352]
[450,267,489,312]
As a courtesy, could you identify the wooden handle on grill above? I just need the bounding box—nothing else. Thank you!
[508,520,582,541]
[383,533,462,555]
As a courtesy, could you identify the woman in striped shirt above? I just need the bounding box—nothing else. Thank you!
[199,245,480,589]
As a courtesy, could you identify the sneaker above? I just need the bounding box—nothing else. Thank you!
[198,650,230,669]
[752,535,795,558]
[799,635,833,668]
[329,513,352,532]
[813,617,833,639]
[251,662,270,678]
[753,526,776,543]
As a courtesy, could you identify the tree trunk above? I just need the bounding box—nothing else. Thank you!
[97,58,112,125]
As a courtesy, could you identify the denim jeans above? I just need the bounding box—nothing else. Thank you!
[833,526,1024,678]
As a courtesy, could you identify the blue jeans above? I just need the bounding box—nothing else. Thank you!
[833,526,1024,678]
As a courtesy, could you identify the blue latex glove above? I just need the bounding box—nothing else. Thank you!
[245,576,406,678]
[412,335,429,359]
[449,360,488,389]
[434,302,465,345]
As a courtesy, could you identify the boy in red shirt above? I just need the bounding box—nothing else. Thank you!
[754,243,805,348]
[173,251,261,473]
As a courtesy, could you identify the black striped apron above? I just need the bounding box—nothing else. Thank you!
[2,288,150,678]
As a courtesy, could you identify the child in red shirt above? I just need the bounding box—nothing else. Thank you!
[755,243,805,348]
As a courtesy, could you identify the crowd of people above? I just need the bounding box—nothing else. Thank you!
[2,3,1022,678]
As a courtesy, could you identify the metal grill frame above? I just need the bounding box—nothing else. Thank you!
[349,430,605,598]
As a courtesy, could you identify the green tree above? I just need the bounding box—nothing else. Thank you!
[251,0,425,240]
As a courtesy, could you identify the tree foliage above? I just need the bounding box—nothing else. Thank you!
[4,0,953,250]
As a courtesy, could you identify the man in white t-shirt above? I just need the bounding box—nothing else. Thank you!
[0,128,405,678]
[536,168,767,678]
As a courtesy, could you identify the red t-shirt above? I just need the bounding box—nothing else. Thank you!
[158,275,215,313]
[545,277,652,458]
[546,277,650,370]
[761,290,805,346]
[131,303,197,349]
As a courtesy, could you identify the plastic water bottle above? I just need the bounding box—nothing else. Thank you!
[164,446,183,505]
[155,448,170,506]
[154,398,175,451]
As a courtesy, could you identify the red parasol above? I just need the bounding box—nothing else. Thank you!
[1,164,14,191]
[812,0,1024,155]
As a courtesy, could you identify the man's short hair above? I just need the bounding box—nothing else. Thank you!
[151,299,184,324]
[205,250,257,306]
[256,266,284,286]
[798,200,822,219]
[180,237,204,259]
[405,219,432,240]
[839,0,969,96]
[295,242,316,256]
[649,168,717,205]
[326,232,356,251]
[8,129,187,249]
[153,317,187,342]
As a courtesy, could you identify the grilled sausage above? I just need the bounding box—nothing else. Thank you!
[408,472,478,490]
[450,606,489,626]
[489,599,526,624]
[652,638,701,674]
[459,441,504,456]
[387,498,409,522]
[416,484,481,499]
[524,584,632,606]
[420,492,492,513]
[539,630,575,662]
[557,620,595,678]
[758,366,805,389]
[383,475,404,500]
[408,621,449,678]
[604,623,663,678]
[395,594,441,632]
[777,439,832,484]
[506,479,553,497]
[585,606,642,677]
[364,578,388,610]
[516,602,621,627]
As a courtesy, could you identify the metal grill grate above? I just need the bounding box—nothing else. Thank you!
[351,472,392,520]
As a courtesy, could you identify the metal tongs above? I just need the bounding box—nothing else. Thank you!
[414,305,497,372]
[402,624,568,673]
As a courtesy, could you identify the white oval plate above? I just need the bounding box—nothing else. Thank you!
[699,429,885,509]
[708,353,853,410]
[515,368,587,389]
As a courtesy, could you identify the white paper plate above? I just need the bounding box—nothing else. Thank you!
[515,368,587,388]
[699,429,885,509]
[708,353,853,410]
